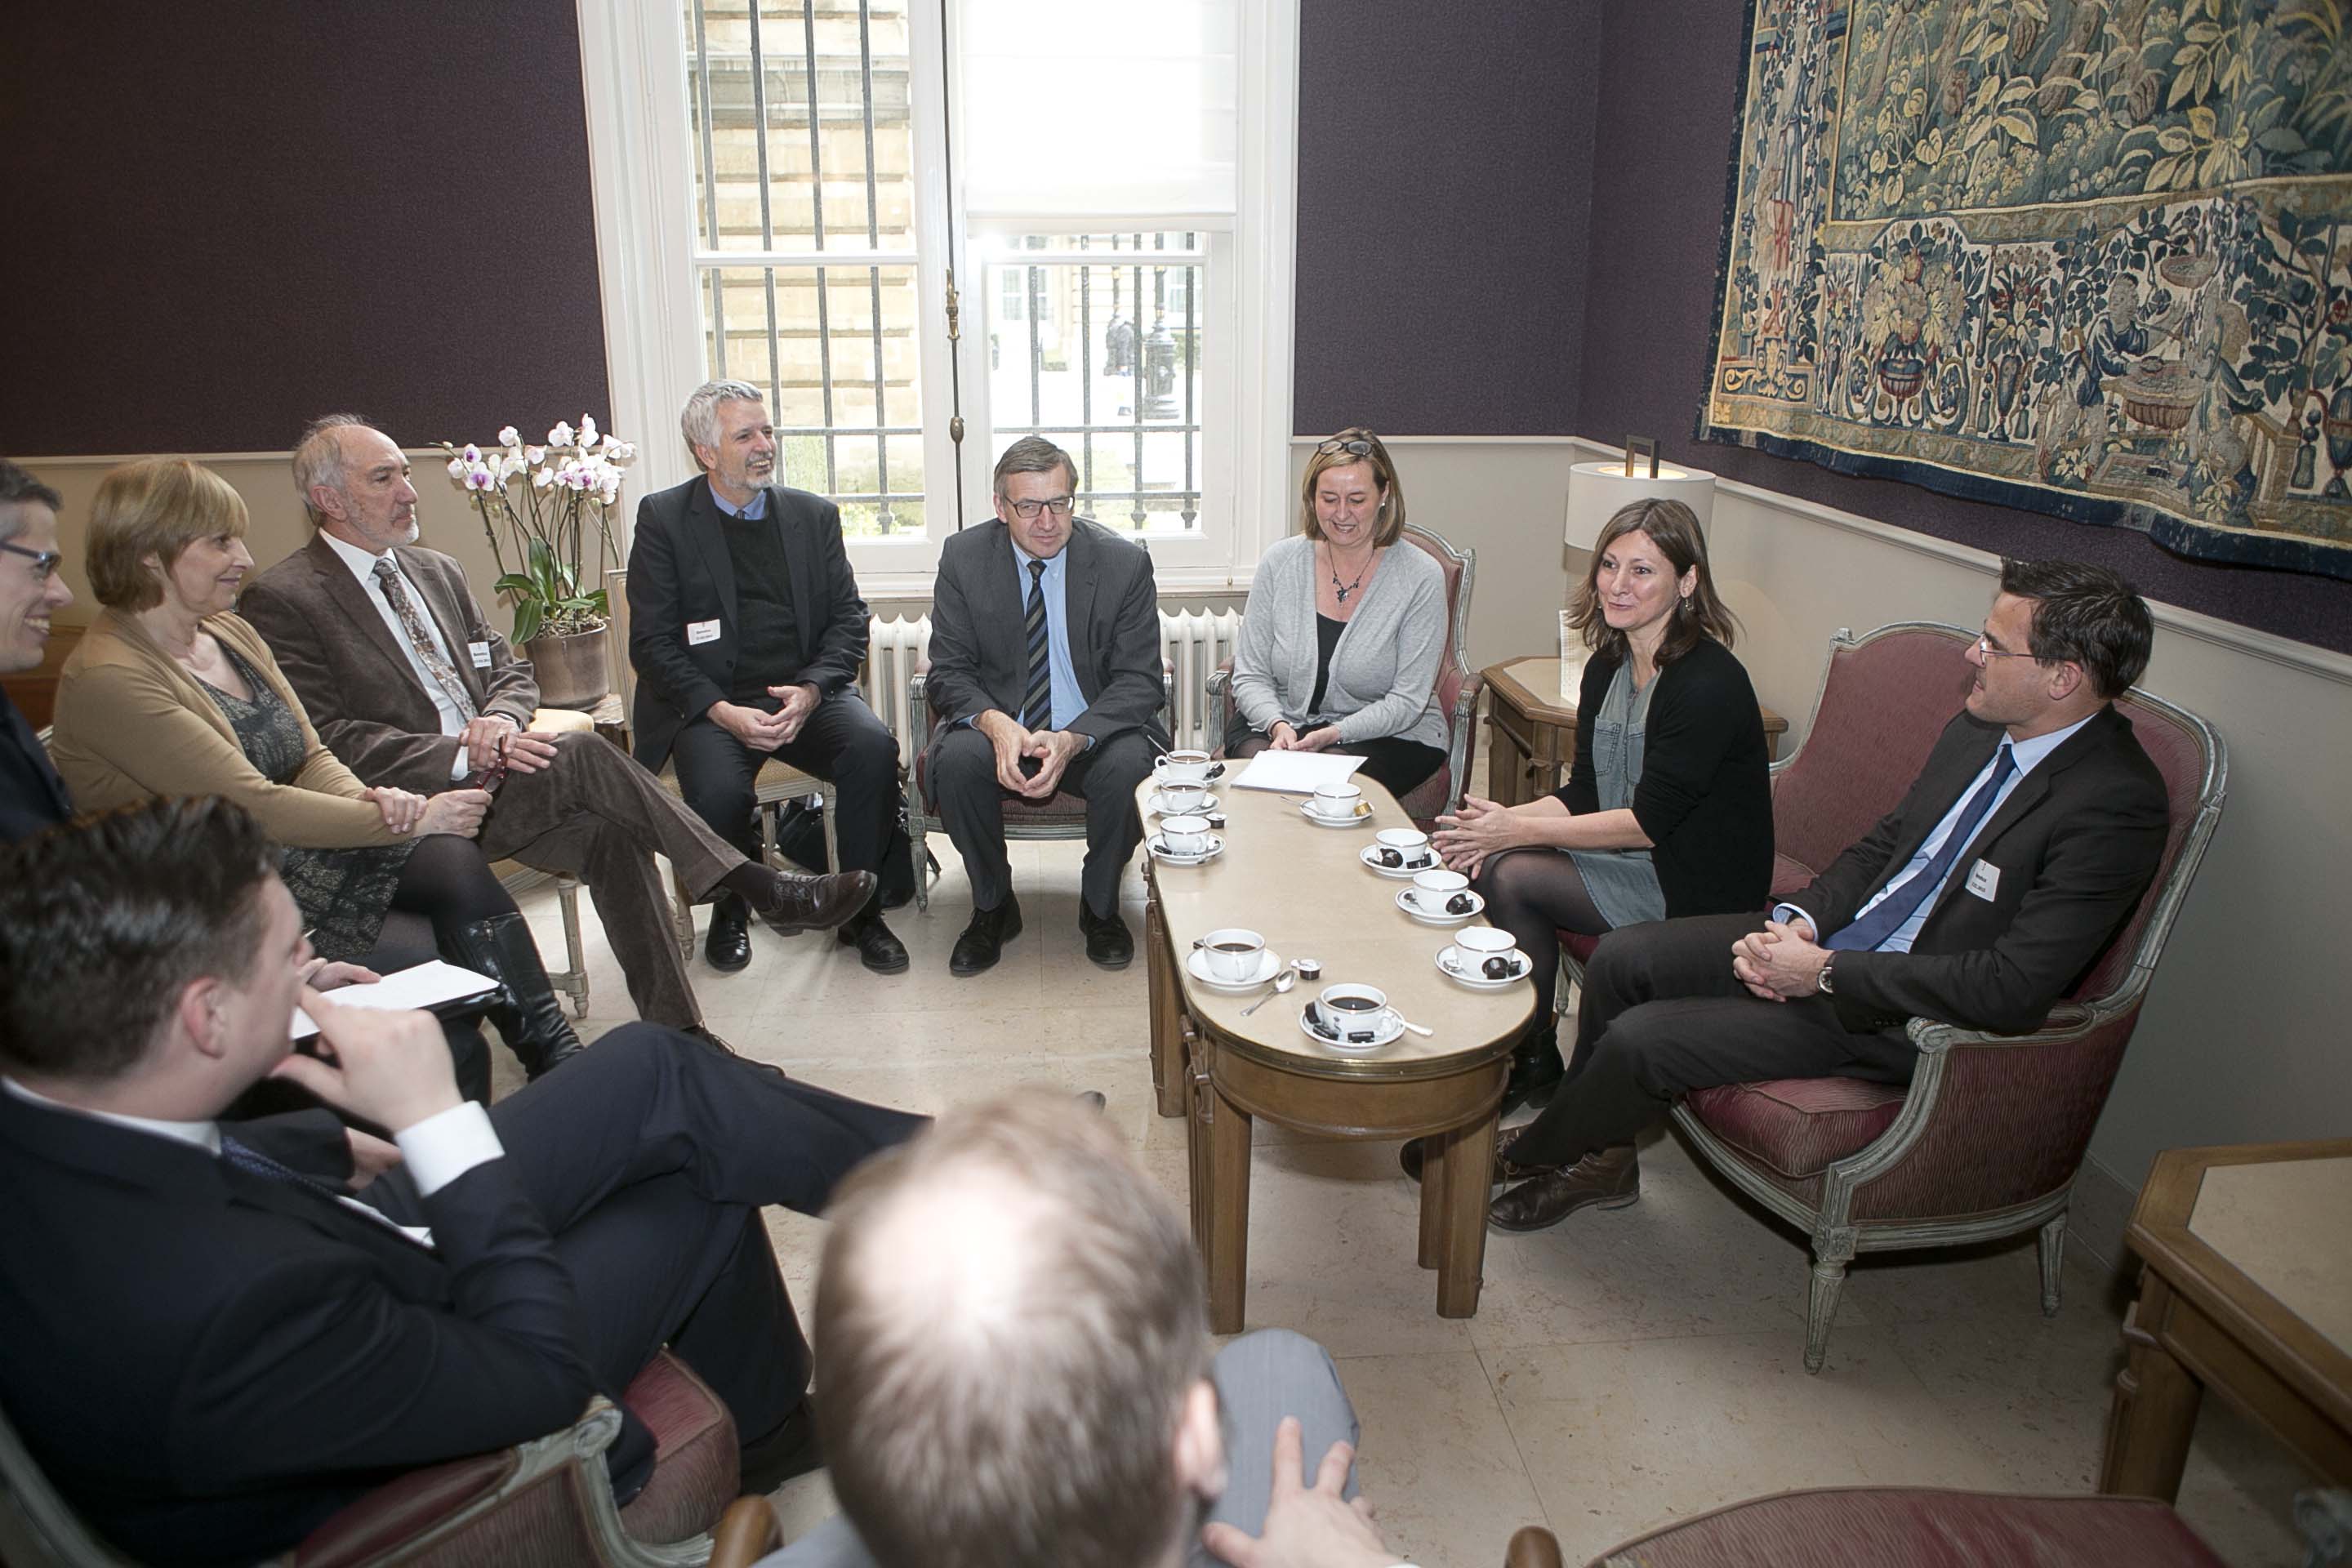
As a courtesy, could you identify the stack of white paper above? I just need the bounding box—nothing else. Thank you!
[292,961,497,1038]
[1229,751,1369,793]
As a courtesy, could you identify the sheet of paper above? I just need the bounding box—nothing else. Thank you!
[1230,751,1369,793]
[292,960,497,1038]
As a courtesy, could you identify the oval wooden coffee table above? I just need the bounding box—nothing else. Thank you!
[1140,774,1535,1331]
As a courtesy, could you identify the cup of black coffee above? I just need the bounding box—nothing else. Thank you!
[1308,983,1391,1040]
[1200,927,1266,983]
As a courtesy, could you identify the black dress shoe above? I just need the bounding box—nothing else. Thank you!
[1487,1145,1640,1234]
[840,913,911,974]
[745,867,879,935]
[705,895,753,973]
[949,896,1022,977]
[738,1397,824,1494]
[1077,902,1134,969]
[1399,1125,1548,1187]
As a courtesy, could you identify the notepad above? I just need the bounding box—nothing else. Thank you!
[1229,751,1369,793]
[292,960,498,1038]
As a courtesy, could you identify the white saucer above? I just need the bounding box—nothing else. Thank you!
[1298,1003,1405,1051]
[1396,888,1486,926]
[1300,802,1372,829]
[1147,833,1224,866]
[1358,845,1440,880]
[1186,946,1284,991]
[1435,944,1533,989]
[1154,764,1224,788]
[1146,790,1220,816]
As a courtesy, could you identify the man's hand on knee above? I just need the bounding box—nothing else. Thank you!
[1200,1418,1400,1568]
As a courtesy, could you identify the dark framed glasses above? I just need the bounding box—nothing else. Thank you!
[1008,496,1076,519]
[1315,436,1375,459]
[1,541,62,581]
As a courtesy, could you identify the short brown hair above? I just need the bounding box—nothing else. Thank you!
[1566,497,1738,666]
[86,459,250,612]
[1299,427,1405,546]
[1997,558,2152,699]
[815,1092,1213,1568]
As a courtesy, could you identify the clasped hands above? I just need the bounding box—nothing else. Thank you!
[710,684,822,751]
[1430,794,1519,878]
[1729,916,1830,1002]
[977,710,1086,799]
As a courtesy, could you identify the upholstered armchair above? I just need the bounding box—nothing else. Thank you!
[1559,623,2227,1373]
[1205,521,1481,827]
[1,1352,745,1567]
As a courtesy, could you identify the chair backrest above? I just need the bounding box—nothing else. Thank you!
[1396,521,1477,800]
[2069,687,2225,1004]
[1769,623,1976,876]
[604,567,638,713]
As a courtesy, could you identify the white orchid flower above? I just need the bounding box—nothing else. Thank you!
[500,452,526,479]
[579,414,599,443]
[446,457,467,479]
[533,466,554,488]
[461,443,482,465]
[548,421,576,448]
[526,446,547,465]
[465,465,497,492]
[497,425,521,448]
[615,442,637,462]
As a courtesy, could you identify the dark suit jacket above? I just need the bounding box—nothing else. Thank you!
[626,477,869,769]
[0,1089,595,1567]
[0,688,72,844]
[922,517,1167,755]
[1793,704,2168,1036]
[238,533,541,794]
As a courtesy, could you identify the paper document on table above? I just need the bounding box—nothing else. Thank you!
[292,961,497,1038]
[1230,751,1368,793]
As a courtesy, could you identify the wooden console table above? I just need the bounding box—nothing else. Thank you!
[1481,656,1787,809]
[2101,1138,2352,1501]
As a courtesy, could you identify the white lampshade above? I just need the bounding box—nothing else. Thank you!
[1564,457,1717,550]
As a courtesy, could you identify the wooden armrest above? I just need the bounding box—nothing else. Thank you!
[1909,1000,2100,1054]
[707,1494,782,1568]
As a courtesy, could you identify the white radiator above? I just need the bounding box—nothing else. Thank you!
[859,608,1242,758]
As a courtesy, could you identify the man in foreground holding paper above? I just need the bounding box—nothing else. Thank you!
[0,796,928,1565]
[921,436,1167,976]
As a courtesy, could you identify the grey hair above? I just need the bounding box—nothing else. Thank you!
[681,380,768,466]
[991,435,1076,499]
[292,414,375,527]
[0,457,64,544]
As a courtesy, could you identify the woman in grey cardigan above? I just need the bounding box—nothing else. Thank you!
[1226,430,1448,798]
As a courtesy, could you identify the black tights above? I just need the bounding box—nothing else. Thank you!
[389,833,520,942]
[1473,849,1610,1028]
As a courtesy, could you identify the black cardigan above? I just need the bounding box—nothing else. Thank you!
[1554,637,1773,918]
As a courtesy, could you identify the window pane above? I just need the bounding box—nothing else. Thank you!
[981,232,1202,536]
[702,262,924,538]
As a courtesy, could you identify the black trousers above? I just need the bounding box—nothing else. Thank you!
[363,1024,927,1492]
[670,690,902,888]
[929,724,1157,918]
[1225,722,1445,800]
[1507,912,1917,1168]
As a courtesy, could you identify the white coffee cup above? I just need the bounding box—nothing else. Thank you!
[1309,982,1392,1040]
[1158,780,1209,815]
[1374,827,1433,868]
[1160,814,1214,857]
[1409,867,1470,911]
[1310,782,1363,819]
[1451,925,1518,973]
[1199,927,1265,983]
[1156,749,1216,785]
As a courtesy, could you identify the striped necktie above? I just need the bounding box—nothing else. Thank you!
[1022,559,1053,733]
[1826,742,2017,952]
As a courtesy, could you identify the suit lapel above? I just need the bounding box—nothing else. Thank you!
[773,485,814,666]
[1883,721,2002,873]
[1916,708,2114,929]
[684,479,740,636]
[1,690,70,817]
[1062,523,1102,700]
[308,532,413,678]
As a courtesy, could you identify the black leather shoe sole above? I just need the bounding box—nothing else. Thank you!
[949,900,1023,977]
[704,917,752,973]
[840,920,911,974]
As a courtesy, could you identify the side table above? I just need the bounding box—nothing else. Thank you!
[2100,1138,2352,1501]
[1481,656,1787,808]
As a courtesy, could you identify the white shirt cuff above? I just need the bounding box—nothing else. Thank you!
[394,1101,504,1198]
[1773,902,1818,937]
[448,747,473,782]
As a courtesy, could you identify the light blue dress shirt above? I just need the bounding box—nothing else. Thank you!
[1009,537,1086,733]
[1779,713,2094,953]
[711,486,768,520]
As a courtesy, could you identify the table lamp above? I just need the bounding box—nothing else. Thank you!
[1565,436,1717,550]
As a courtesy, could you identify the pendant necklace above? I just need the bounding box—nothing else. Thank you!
[1327,544,1372,606]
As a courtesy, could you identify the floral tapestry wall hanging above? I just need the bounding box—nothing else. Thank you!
[1701,0,2352,578]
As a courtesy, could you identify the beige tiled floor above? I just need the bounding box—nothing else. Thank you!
[507,835,2321,1567]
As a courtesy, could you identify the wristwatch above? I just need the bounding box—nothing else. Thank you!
[1815,956,1836,996]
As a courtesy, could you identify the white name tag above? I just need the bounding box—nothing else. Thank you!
[687,618,723,646]
[1965,859,2001,902]
[467,640,492,669]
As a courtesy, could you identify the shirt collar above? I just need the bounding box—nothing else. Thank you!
[710,483,768,521]
[3,1076,221,1155]
[2007,710,2096,777]
[320,528,393,585]
[1009,536,1067,580]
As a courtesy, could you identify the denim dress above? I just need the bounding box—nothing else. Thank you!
[1566,661,1668,928]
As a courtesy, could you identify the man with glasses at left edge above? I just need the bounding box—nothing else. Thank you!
[0,457,76,843]
[920,435,1168,976]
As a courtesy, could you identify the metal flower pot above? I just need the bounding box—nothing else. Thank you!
[520,624,611,710]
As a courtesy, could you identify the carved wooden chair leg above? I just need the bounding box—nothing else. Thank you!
[2038,1210,2069,1317]
[1805,1227,1857,1374]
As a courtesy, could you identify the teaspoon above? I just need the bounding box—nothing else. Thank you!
[1238,969,1297,1015]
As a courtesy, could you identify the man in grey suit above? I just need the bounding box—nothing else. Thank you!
[241,417,872,1052]
[924,437,1168,975]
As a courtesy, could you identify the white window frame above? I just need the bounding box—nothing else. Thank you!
[577,0,1297,596]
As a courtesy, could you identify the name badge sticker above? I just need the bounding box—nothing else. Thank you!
[687,618,723,647]
[1965,859,2001,902]
[467,640,492,669]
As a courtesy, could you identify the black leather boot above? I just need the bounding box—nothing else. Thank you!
[448,913,586,1080]
[1499,1023,1566,1117]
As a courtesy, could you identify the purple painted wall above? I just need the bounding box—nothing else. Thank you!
[1292,0,1597,439]
[0,4,609,457]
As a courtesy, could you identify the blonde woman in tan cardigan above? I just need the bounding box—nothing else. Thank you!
[51,458,582,1079]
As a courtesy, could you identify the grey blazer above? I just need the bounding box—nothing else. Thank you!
[1228,534,1447,753]
[920,517,1169,755]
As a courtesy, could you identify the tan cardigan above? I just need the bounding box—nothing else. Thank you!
[52,610,404,849]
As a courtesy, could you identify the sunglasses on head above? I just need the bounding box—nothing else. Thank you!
[1315,435,1376,459]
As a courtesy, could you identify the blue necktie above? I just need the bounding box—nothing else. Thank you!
[220,1133,351,1201]
[1021,559,1053,733]
[1826,742,2016,953]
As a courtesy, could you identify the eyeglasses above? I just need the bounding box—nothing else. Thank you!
[1315,436,1374,459]
[0,541,62,581]
[1973,634,2036,661]
[1006,496,1076,519]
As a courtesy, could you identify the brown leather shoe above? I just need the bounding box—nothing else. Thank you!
[744,868,878,935]
[1398,1125,1549,1187]
[1486,1144,1639,1233]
